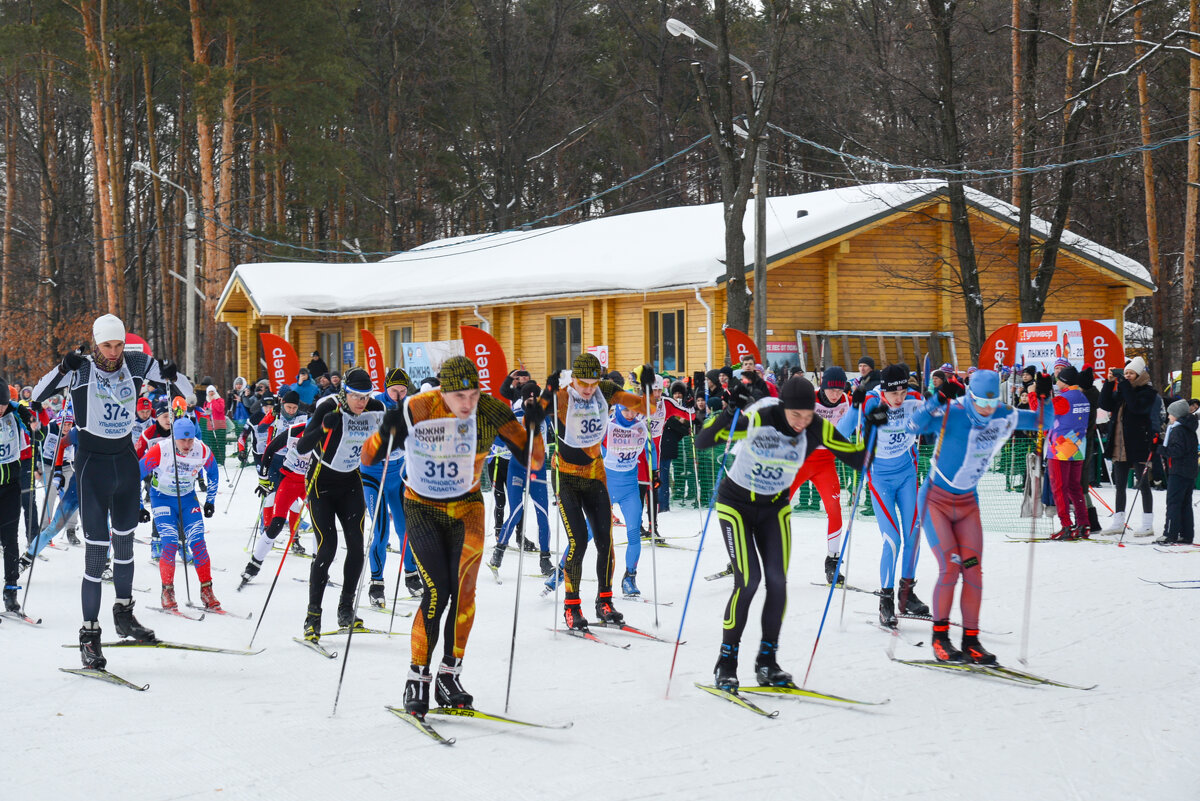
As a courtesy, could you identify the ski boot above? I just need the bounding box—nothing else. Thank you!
[404,570,423,597]
[754,640,795,687]
[404,664,432,719]
[878,588,897,629]
[161,584,178,611]
[79,622,106,669]
[337,595,363,631]
[931,620,963,663]
[303,608,321,643]
[563,597,588,631]
[112,600,157,643]
[898,577,929,616]
[100,562,113,582]
[291,536,307,555]
[621,570,640,599]
[824,554,844,586]
[241,557,262,583]
[199,581,222,612]
[713,643,739,692]
[539,551,554,577]
[18,554,32,575]
[961,629,997,665]
[434,656,474,709]
[488,544,505,570]
[1073,521,1090,540]
[516,532,538,552]
[1050,525,1073,541]
[544,565,564,593]
[368,579,386,608]
[594,591,624,625]
[66,527,81,546]
[3,585,20,613]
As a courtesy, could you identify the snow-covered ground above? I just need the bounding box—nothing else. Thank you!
[5,469,1197,801]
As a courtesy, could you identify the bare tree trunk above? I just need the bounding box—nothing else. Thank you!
[1010,0,1022,206]
[2,78,16,313]
[189,0,220,303]
[81,0,120,313]
[1183,0,1199,396]
[1134,7,1166,389]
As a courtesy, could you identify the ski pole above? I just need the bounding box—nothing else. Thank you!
[332,430,393,716]
[665,406,741,699]
[803,425,878,688]
[504,422,539,713]
[20,452,40,613]
[551,392,563,635]
[1020,388,1053,664]
[225,461,247,511]
[387,527,412,638]
[249,427,334,649]
[1088,486,1114,515]
[643,384,661,628]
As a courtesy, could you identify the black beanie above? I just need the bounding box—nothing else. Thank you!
[1057,366,1080,386]
[779,376,816,410]
[858,355,875,370]
[343,367,373,394]
[880,364,908,393]
[282,390,301,405]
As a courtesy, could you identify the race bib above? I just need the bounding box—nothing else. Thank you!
[404,415,476,499]
[89,366,137,439]
[726,423,807,495]
[874,399,923,460]
[603,421,647,473]
[0,415,20,465]
[562,387,608,448]
[942,411,1019,490]
[325,411,384,473]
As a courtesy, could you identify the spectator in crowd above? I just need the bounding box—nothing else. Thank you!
[307,350,329,378]
[1158,398,1197,545]
[1098,356,1159,537]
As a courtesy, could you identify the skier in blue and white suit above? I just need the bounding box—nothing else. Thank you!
[362,368,418,608]
[602,404,650,598]
[487,379,553,578]
[839,364,930,628]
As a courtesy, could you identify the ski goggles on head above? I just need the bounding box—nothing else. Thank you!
[969,392,1001,409]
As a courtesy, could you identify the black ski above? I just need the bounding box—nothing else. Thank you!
[385,705,455,745]
[185,603,253,620]
[293,577,340,588]
[293,637,337,659]
[59,667,149,691]
[0,610,43,626]
[427,706,574,729]
[694,683,779,717]
[891,657,1095,689]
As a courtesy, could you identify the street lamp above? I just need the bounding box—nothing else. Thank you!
[667,18,768,353]
[132,161,197,379]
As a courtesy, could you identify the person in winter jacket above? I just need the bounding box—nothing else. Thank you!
[1098,356,1158,536]
[1157,399,1198,545]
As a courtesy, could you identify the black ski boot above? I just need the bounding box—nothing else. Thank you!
[290,536,306,555]
[404,664,432,719]
[4,586,20,613]
[368,579,386,608]
[754,640,795,687]
[112,600,156,643]
[516,531,538,552]
[713,643,739,692]
[539,551,553,577]
[240,557,262,583]
[594,591,624,625]
[18,554,32,575]
[931,620,963,663]
[961,629,997,665]
[337,595,363,631]
[303,608,321,642]
[878,588,897,629]
[824,554,844,586]
[66,527,81,546]
[563,597,588,631]
[404,570,423,597]
[488,544,505,570]
[79,623,106,669]
[1087,505,1102,534]
[898,577,929,616]
[434,656,474,709]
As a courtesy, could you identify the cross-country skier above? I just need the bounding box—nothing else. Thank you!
[838,364,930,627]
[488,379,553,577]
[538,353,656,631]
[906,369,1053,664]
[139,418,220,611]
[362,356,544,718]
[696,376,881,691]
[601,403,650,597]
[0,380,35,615]
[294,368,385,640]
[32,313,192,668]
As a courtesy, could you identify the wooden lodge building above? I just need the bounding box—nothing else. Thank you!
[216,180,1154,383]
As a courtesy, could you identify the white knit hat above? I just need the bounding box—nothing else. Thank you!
[92,314,126,344]
[206,385,218,397]
[1125,356,1147,375]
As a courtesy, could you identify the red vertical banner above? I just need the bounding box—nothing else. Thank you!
[1079,319,1125,378]
[460,326,508,400]
[259,332,299,393]
[360,329,385,392]
[977,323,1020,369]
[723,327,761,365]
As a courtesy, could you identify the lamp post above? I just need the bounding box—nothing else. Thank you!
[667,17,768,353]
[132,161,197,378]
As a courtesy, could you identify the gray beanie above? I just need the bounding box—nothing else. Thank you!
[1168,399,1191,421]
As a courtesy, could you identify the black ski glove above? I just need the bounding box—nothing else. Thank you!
[1035,372,1054,400]
[523,396,546,429]
[724,381,753,411]
[544,371,560,394]
[851,386,867,408]
[158,359,179,382]
[138,507,151,524]
[203,502,215,518]
[635,364,657,393]
[380,407,405,442]
[60,350,85,373]
[255,477,272,498]
[865,405,889,428]
[323,410,342,433]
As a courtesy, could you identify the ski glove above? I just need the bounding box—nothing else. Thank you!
[159,359,179,382]
[522,396,546,430]
[864,405,889,428]
[138,507,151,524]
[323,410,342,433]
[851,386,867,408]
[379,407,405,442]
[544,371,560,394]
[1035,372,1054,400]
[634,364,657,392]
[255,477,273,498]
[724,381,753,411]
[203,502,215,518]
[59,350,85,373]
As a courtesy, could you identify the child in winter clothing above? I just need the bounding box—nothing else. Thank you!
[1158,399,1198,545]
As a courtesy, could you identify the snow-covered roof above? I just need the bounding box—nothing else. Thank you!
[218,180,1152,318]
